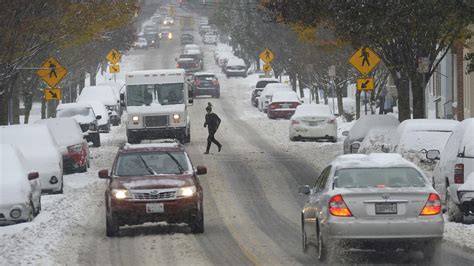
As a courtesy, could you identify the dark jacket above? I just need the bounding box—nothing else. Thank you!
[204,113,221,131]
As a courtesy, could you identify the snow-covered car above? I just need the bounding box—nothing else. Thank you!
[80,101,111,133]
[199,25,211,36]
[35,118,90,174]
[289,104,337,142]
[299,153,443,262]
[216,51,236,67]
[134,37,148,49]
[178,53,203,70]
[357,126,400,154]
[250,78,279,107]
[0,144,41,225]
[0,124,63,194]
[225,58,247,78]
[191,72,220,98]
[56,102,101,147]
[430,118,474,222]
[203,32,217,45]
[342,115,400,154]
[214,45,233,64]
[177,58,201,73]
[258,83,292,112]
[267,91,301,119]
[98,141,207,236]
[77,85,121,126]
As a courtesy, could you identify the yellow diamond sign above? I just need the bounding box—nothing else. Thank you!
[106,48,121,65]
[357,78,375,91]
[260,48,274,64]
[263,63,272,72]
[44,88,62,101]
[348,47,381,76]
[109,64,120,73]
[37,57,68,88]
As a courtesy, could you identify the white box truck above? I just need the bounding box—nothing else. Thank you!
[122,69,192,144]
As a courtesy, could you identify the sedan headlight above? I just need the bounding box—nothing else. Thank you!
[177,186,196,198]
[111,189,131,199]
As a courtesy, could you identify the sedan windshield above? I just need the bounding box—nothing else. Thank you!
[334,167,426,188]
[126,83,184,106]
[115,151,190,176]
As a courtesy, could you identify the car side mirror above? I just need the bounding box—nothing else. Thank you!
[96,115,102,120]
[98,169,109,179]
[28,172,39,181]
[426,149,441,160]
[342,131,349,137]
[196,166,207,175]
[298,185,311,195]
[350,142,361,153]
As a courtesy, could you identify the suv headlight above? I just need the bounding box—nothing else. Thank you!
[132,116,139,124]
[111,189,131,199]
[177,186,196,198]
[173,114,180,123]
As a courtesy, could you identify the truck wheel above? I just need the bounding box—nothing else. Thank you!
[92,133,101,147]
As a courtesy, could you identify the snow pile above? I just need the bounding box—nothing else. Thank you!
[444,222,474,250]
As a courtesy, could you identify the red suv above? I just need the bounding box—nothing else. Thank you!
[98,140,207,236]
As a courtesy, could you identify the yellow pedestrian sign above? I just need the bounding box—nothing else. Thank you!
[263,63,272,72]
[44,88,62,101]
[106,48,121,65]
[109,64,120,73]
[36,57,68,88]
[357,78,375,91]
[260,48,274,64]
[348,47,381,76]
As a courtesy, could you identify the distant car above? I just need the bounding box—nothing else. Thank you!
[203,32,217,45]
[177,58,201,73]
[299,153,443,262]
[56,102,101,147]
[159,27,172,40]
[0,124,63,194]
[163,16,174,25]
[0,144,41,225]
[191,72,220,98]
[225,58,247,78]
[178,52,203,70]
[250,78,279,107]
[342,115,400,154]
[98,140,207,236]
[258,83,292,112]
[143,32,160,48]
[267,91,301,119]
[35,118,90,174]
[199,25,211,36]
[81,101,111,133]
[430,118,474,223]
[289,104,337,142]
[134,38,148,49]
[214,45,233,64]
[180,33,194,45]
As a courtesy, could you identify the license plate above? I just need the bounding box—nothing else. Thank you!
[375,203,397,214]
[281,104,290,108]
[308,121,323,126]
[146,203,164,213]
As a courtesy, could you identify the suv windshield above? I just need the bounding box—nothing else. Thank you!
[126,83,184,106]
[115,151,190,176]
[334,167,426,188]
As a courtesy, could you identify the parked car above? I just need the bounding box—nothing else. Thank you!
[98,140,207,236]
[177,58,201,73]
[289,104,337,142]
[457,172,474,219]
[257,83,292,112]
[77,85,121,126]
[134,37,148,49]
[267,91,301,119]
[0,144,41,225]
[250,78,279,107]
[203,32,217,45]
[35,118,90,174]
[56,102,101,147]
[0,124,63,194]
[299,153,443,262]
[225,58,247,78]
[180,33,194,45]
[216,51,235,68]
[80,101,111,133]
[214,45,233,64]
[342,115,400,154]
[191,72,220,98]
[199,25,211,36]
[430,118,474,222]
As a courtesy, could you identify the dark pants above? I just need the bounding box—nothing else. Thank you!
[206,129,221,152]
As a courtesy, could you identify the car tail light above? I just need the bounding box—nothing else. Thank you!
[327,117,336,124]
[329,194,352,217]
[291,120,300,125]
[68,144,83,153]
[454,163,464,184]
[420,193,442,215]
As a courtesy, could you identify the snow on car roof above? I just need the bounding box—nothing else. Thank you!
[78,85,118,106]
[293,104,332,118]
[460,118,474,157]
[79,100,108,125]
[227,58,245,65]
[397,119,460,135]
[0,144,32,205]
[186,49,201,54]
[35,118,84,148]
[349,115,400,140]
[332,153,420,171]
[271,91,299,102]
[57,102,92,110]
[261,83,292,96]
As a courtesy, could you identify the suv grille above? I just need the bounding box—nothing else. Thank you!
[132,190,177,201]
[144,115,168,127]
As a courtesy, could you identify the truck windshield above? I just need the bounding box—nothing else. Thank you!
[126,83,184,106]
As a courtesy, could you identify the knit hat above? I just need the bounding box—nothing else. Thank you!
[206,105,212,112]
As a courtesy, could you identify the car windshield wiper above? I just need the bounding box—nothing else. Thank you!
[166,152,184,174]
[138,155,157,175]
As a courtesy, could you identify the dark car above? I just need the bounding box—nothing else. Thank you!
[98,140,207,236]
[251,78,279,107]
[181,33,194,45]
[192,72,220,98]
[144,32,160,48]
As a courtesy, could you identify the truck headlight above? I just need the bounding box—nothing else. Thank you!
[111,189,130,200]
[173,114,180,123]
[177,186,196,198]
[132,116,139,124]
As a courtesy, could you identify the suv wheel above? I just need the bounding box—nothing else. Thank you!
[446,189,463,222]
[190,208,204,234]
[106,214,119,237]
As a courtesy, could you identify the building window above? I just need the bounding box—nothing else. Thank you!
[433,65,441,97]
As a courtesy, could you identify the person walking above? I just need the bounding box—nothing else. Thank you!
[203,103,222,154]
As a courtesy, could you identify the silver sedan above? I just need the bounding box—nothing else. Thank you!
[299,153,444,263]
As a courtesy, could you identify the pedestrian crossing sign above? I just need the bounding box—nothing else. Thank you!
[36,57,68,88]
[357,78,375,91]
[348,47,381,76]
[260,48,274,64]
[106,48,121,65]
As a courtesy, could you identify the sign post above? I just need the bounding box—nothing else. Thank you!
[328,66,336,114]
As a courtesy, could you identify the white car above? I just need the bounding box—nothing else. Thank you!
[0,124,63,194]
[289,104,337,142]
[258,83,292,112]
[430,118,474,222]
[79,100,111,133]
[203,32,217,45]
[225,58,247,78]
[134,37,148,49]
[0,144,42,224]
[78,85,120,126]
